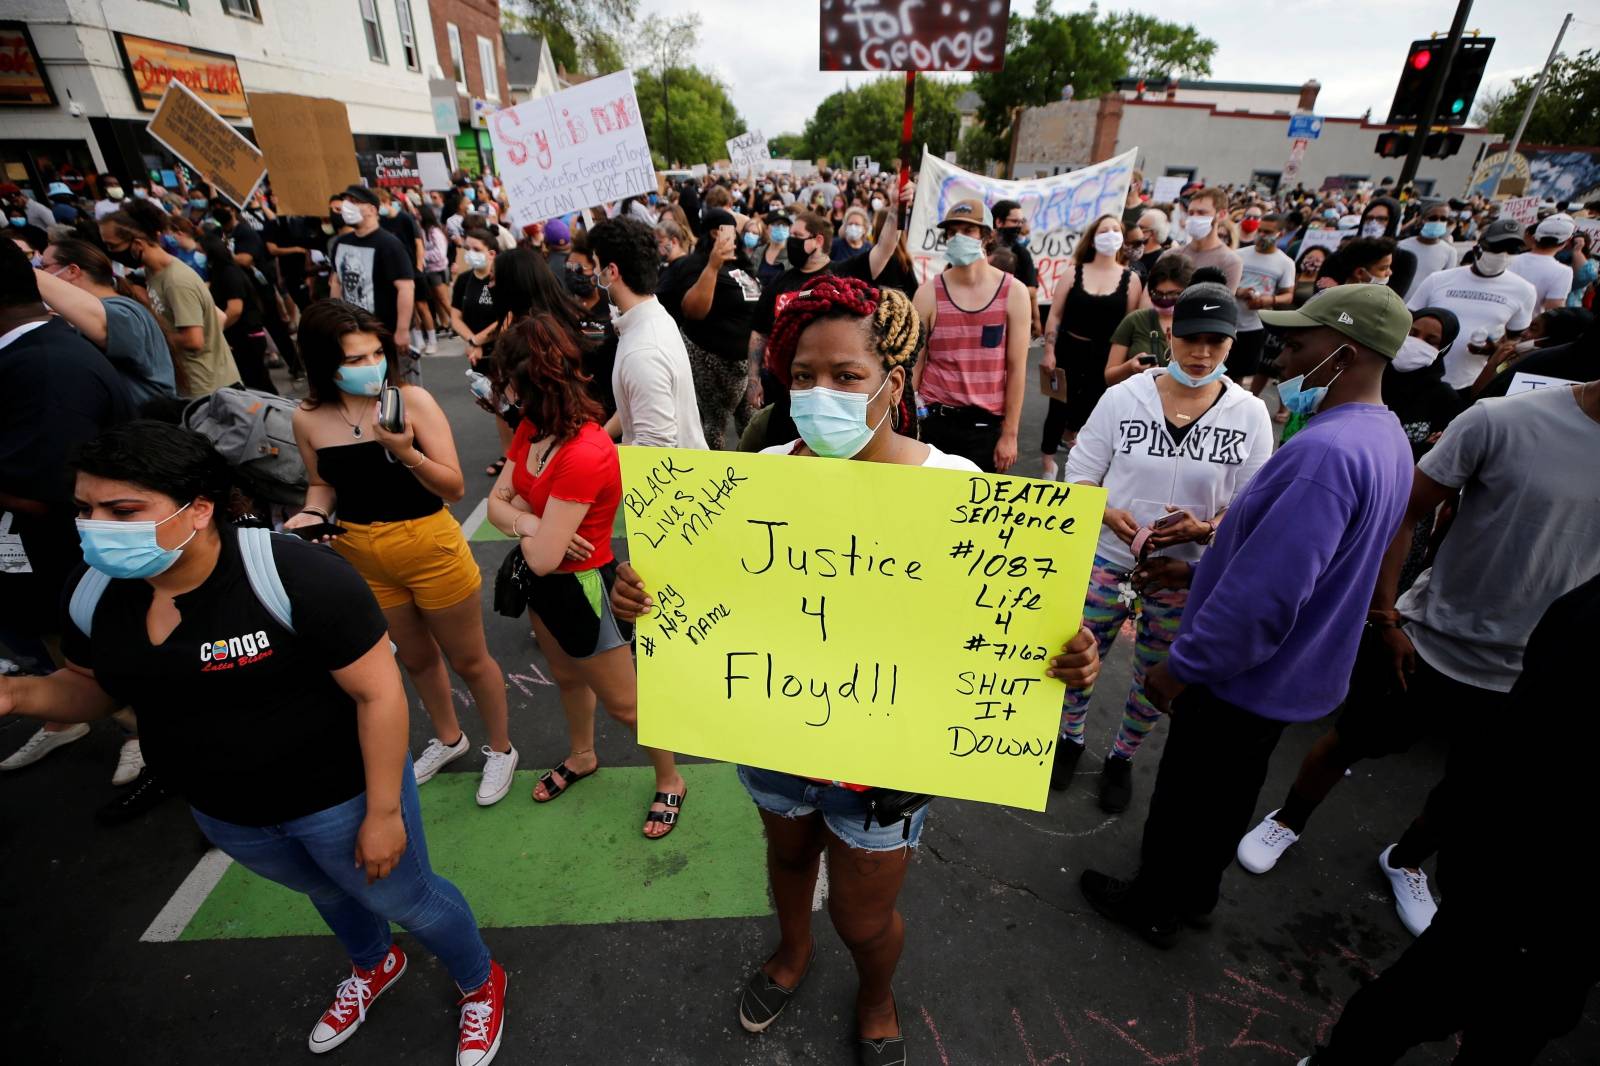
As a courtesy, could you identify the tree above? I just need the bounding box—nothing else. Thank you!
[503,0,635,75]
[800,76,962,168]
[768,133,807,159]
[958,125,1005,172]
[636,13,704,165]
[966,0,1216,168]
[635,65,747,168]
[1474,49,1600,147]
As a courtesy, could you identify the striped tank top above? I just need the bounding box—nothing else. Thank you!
[921,271,1011,416]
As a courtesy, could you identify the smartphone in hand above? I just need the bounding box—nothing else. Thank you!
[287,521,346,541]
[378,385,405,433]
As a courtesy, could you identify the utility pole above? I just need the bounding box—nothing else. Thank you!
[1495,12,1572,192]
[1396,0,1472,192]
[661,64,673,166]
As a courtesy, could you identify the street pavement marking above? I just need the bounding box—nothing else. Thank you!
[161,764,775,942]
[459,496,489,541]
[140,848,235,943]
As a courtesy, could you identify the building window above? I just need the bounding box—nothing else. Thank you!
[394,0,420,71]
[477,36,498,101]
[220,0,260,17]
[142,0,188,9]
[447,24,467,93]
[359,0,387,63]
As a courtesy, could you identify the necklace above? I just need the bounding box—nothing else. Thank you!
[337,398,376,438]
[533,439,557,475]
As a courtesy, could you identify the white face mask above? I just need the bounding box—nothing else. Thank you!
[339,201,365,226]
[1361,220,1387,238]
[1392,335,1439,372]
[1185,215,1213,239]
[1093,231,1124,257]
[843,223,864,242]
[870,198,885,212]
[1475,250,1511,275]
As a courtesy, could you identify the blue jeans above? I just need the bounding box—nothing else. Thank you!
[190,763,491,991]
[737,765,929,851]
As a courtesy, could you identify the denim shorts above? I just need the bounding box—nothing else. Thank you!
[737,764,928,852]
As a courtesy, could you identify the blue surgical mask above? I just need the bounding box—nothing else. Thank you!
[769,225,790,245]
[790,374,893,459]
[1323,209,1339,222]
[944,234,983,267]
[1166,358,1229,389]
[1420,220,1449,240]
[77,502,196,580]
[1277,346,1347,416]
[463,188,476,202]
[189,199,208,210]
[335,360,388,396]
[742,231,760,249]
[7,216,22,228]
[192,251,208,267]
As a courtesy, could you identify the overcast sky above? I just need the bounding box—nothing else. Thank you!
[637,0,1599,141]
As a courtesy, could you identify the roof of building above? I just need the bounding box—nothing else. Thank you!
[1114,77,1306,95]
[502,32,547,90]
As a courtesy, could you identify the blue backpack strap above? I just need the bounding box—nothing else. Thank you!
[67,568,113,638]
[235,526,295,634]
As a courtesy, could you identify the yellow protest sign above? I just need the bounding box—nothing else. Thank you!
[618,447,1107,812]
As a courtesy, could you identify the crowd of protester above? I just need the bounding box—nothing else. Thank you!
[2,156,1598,1066]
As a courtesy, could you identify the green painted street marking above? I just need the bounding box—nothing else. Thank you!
[179,763,770,940]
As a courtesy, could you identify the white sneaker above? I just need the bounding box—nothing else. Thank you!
[476,745,519,807]
[1,723,90,770]
[424,335,438,354]
[413,733,470,785]
[1237,810,1300,874]
[111,738,145,786]
[1378,844,1437,936]
[410,328,426,351]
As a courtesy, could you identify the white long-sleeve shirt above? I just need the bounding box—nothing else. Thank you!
[612,296,708,450]
[1065,369,1273,570]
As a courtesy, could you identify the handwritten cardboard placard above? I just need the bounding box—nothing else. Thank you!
[820,0,1010,72]
[907,146,1137,294]
[1500,195,1538,227]
[248,92,360,218]
[618,447,1105,811]
[1297,228,1346,256]
[1151,175,1186,204]
[727,130,769,176]
[146,80,264,208]
[487,69,655,229]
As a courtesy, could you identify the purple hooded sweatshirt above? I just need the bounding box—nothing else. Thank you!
[1165,401,1413,721]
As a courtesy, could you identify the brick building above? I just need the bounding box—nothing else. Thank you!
[427,0,509,174]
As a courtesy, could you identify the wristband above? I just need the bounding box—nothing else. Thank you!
[301,505,330,520]
[403,454,427,470]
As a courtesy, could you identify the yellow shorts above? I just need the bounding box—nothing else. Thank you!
[333,507,482,612]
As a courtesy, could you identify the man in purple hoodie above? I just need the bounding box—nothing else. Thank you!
[1079,285,1415,947]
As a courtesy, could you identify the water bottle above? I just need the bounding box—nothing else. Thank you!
[465,369,495,403]
[1468,329,1489,355]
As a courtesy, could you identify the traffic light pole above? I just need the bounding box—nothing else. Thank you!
[1397,0,1473,195]
[1495,13,1573,193]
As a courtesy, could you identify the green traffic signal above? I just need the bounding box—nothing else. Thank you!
[1451,98,1465,113]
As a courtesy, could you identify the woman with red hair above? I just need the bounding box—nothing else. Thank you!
[609,275,1103,1062]
[484,314,687,838]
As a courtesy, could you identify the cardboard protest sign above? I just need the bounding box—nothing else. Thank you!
[854,154,871,172]
[820,0,1009,72]
[357,150,421,190]
[247,92,360,217]
[417,151,452,190]
[619,448,1105,811]
[1507,371,1581,396]
[907,147,1138,294]
[1151,175,1186,203]
[727,130,769,176]
[1501,196,1538,226]
[1297,228,1346,256]
[487,69,656,230]
[771,158,794,175]
[145,81,264,208]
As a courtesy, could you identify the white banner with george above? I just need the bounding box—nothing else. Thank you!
[906,147,1139,294]
[486,69,656,229]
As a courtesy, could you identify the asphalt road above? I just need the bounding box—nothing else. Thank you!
[2,337,1594,1066]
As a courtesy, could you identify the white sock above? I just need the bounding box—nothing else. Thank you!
[426,330,437,345]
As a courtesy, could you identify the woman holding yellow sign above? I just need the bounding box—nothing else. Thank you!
[609,275,1102,1066]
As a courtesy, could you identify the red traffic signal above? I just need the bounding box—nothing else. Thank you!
[1375,132,1412,159]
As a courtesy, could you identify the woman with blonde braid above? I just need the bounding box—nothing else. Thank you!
[608,275,1104,1064]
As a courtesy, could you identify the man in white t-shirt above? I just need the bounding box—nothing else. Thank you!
[1397,200,1459,300]
[1508,213,1575,311]
[1230,212,1296,389]
[1407,219,1537,390]
[588,216,708,450]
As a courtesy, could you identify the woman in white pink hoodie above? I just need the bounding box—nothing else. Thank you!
[1055,280,1273,812]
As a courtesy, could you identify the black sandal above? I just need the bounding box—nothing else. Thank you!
[485,456,506,477]
[532,761,595,803]
[738,944,815,1034]
[643,786,688,839]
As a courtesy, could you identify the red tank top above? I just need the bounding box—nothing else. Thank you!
[921,272,1011,416]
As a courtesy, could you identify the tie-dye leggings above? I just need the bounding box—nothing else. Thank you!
[1060,554,1189,760]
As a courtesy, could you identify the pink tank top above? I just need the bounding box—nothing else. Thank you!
[921,272,1011,416]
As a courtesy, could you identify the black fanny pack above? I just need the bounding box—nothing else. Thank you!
[492,545,529,618]
[861,789,934,840]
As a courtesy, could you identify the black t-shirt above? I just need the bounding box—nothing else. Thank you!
[60,526,388,826]
[331,228,414,335]
[752,263,834,337]
[657,252,761,362]
[835,247,920,299]
[993,235,1039,289]
[452,270,499,336]
[211,261,263,348]
[267,216,315,286]
[378,211,423,278]
[228,223,270,280]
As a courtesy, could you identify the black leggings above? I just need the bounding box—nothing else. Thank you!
[230,331,277,394]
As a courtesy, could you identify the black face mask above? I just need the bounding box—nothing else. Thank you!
[786,235,813,268]
[565,268,595,298]
[997,226,1022,244]
[108,241,143,269]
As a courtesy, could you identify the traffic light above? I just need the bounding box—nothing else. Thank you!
[1423,131,1465,159]
[1386,37,1496,126]
[1376,132,1412,159]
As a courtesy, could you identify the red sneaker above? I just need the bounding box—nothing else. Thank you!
[307,944,408,1054]
[455,960,507,1066]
